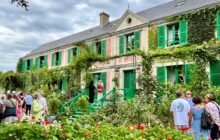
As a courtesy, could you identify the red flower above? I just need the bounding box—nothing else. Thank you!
[31,116,35,120]
[44,121,49,125]
[96,123,99,127]
[167,137,172,140]
[85,132,91,137]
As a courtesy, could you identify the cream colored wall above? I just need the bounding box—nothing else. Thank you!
[116,15,144,32]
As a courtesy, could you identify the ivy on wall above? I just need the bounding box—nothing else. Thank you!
[187,9,216,44]
[148,27,158,50]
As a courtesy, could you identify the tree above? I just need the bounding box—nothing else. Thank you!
[11,0,28,10]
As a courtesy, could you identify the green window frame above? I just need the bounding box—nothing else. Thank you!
[216,10,220,39]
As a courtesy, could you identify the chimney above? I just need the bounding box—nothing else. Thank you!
[100,12,109,27]
[175,0,185,6]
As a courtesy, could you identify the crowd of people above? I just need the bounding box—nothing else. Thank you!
[0,91,48,124]
[170,90,220,140]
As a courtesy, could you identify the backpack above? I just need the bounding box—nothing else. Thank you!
[201,109,213,130]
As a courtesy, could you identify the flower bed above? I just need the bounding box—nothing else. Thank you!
[0,118,193,140]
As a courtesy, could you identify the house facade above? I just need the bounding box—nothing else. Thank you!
[21,0,220,94]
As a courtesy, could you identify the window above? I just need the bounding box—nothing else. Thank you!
[167,23,179,47]
[39,56,44,68]
[167,66,184,84]
[95,41,102,55]
[126,33,135,52]
[72,48,77,57]
[55,52,59,66]
[26,59,31,70]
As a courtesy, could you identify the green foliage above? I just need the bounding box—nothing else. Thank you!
[48,97,61,115]
[137,57,158,97]
[16,58,23,73]
[75,96,89,112]
[188,9,216,44]
[148,26,158,50]
[0,120,192,140]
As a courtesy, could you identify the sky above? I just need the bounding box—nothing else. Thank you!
[0,0,172,72]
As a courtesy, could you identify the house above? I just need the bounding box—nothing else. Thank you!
[21,0,220,96]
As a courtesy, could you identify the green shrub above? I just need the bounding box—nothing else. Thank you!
[48,98,61,116]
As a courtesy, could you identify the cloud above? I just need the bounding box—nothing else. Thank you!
[0,0,171,72]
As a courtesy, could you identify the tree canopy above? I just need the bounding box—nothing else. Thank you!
[11,0,28,10]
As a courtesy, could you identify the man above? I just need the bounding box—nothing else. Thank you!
[25,94,33,116]
[185,91,194,109]
[170,90,191,129]
[39,93,48,117]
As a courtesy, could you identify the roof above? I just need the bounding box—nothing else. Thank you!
[26,0,220,57]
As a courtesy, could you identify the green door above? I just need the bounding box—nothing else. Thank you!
[124,70,136,100]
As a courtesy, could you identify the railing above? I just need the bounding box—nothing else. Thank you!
[60,89,89,113]
[89,88,116,112]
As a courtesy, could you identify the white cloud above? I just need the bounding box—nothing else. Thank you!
[0,0,171,72]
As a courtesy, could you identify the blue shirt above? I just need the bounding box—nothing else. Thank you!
[25,95,33,105]
[185,98,194,109]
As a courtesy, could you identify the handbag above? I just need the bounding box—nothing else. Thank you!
[2,99,16,119]
[201,109,213,130]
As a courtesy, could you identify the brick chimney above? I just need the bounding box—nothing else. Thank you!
[100,12,109,27]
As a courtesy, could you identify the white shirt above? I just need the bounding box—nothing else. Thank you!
[39,97,48,113]
[170,98,190,126]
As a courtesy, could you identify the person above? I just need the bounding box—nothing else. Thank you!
[32,94,43,122]
[2,94,17,123]
[13,94,23,120]
[97,78,104,101]
[204,94,220,140]
[189,96,210,140]
[19,92,26,111]
[25,94,33,116]
[88,81,95,103]
[185,91,194,109]
[39,93,48,117]
[170,90,191,129]
[0,96,4,123]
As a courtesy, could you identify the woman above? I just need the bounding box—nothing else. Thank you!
[204,94,220,140]
[88,81,95,103]
[189,96,210,140]
[2,94,17,123]
[97,79,104,101]
[32,94,43,122]
[13,94,23,120]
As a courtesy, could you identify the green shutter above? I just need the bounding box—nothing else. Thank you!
[157,25,166,48]
[216,11,220,39]
[134,31,140,49]
[119,34,124,55]
[44,55,48,68]
[210,60,220,86]
[30,59,33,70]
[21,59,26,72]
[35,57,39,69]
[62,79,67,92]
[52,53,55,66]
[90,42,95,52]
[100,72,107,92]
[156,66,167,83]
[68,49,72,64]
[184,64,195,84]
[179,19,188,45]
[174,67,179,84]
[58,51,62,66]
[76,47,80,55]
[101,40,106,55]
